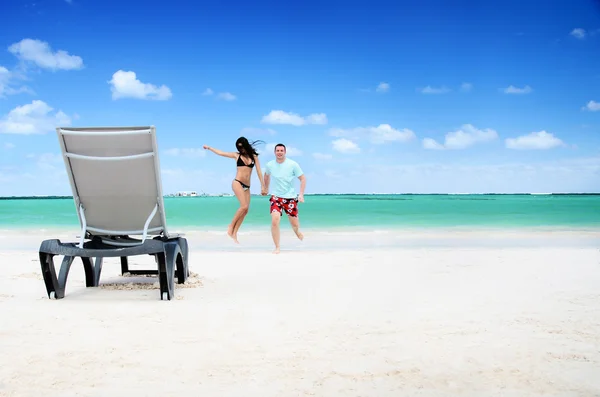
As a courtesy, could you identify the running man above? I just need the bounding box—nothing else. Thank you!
[262,143,306,254]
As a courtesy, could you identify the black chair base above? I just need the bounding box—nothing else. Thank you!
[38,236,189,301]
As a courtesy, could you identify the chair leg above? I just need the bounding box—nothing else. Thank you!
[39,252,59,299]
[159,242,179,300]
[176,237,190,283]
[90,257,103,287]
[175,240,187,284]
[39,252,104,299]
[120,256,129,275]
[156,252,166,299]
[39,252,74,299]
[157,254,172,301]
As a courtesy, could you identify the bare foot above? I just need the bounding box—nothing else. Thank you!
[227,228,239,244]
[293,227,304,241]
[273,247,280,254]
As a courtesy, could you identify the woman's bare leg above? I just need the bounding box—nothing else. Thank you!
[231,188,251,238]
[228,180,250,243]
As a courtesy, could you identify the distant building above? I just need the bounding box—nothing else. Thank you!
[174,191,198,197]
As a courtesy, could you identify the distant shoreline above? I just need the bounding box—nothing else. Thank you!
[2,192,600,200]
[3,224,600,234]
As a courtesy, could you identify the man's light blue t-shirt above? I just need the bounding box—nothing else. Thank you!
[264,158,304,199]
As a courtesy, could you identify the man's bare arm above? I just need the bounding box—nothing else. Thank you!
[298,174,306,201]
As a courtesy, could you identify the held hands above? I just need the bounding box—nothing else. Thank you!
[260,186,268,196]
[298,193,304,203]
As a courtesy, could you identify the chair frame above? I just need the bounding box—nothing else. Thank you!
[38,126,189,301]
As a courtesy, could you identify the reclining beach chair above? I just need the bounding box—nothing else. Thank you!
[38,126,189,301]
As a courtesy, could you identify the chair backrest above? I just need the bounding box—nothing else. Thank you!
[57,126,170,241]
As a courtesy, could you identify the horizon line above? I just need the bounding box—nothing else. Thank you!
[1,192,600,200]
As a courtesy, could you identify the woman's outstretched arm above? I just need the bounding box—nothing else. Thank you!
[203,145,237,159]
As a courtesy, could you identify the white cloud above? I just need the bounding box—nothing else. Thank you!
[570,28,586,39]
[201,89,237,101]
[505,131,565,150]
[502,85,532,94]
[359,82,390,94]
[376,82,390,93]
[261,110,303,126]
[108,70,172,100]
[0,85,32,97]
[4,143,15,149]
[370,125,416,144]
[0,66,11,96]
[0,100,71,134]
[419,85,450,94]
[0,66,33,98]
[305,113,327,125]
[460,82,473,92]
[0,66,12,97]
[313,152,333,160]
[422,138,445,150]
[240,127,276,136]
[332,138,360,154]
[164,148,206,158]
[261,110,328,126]
[217,92,236,101]
[329,124,416,144]
[582,100,600,112]
[8,39,83,71]
[263,143,303,156]
[422,124,498,150]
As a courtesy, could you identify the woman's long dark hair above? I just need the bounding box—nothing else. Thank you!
[236,137,264,161]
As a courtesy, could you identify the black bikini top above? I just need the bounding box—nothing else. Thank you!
[237,155,255,168]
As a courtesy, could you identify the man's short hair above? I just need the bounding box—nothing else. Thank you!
[274,143,286,151]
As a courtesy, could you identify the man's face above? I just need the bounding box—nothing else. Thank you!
[275,146,286,159]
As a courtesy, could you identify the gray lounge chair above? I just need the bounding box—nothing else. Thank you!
[38,126,189,300]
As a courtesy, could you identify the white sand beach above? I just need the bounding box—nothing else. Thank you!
[1,228,599,397]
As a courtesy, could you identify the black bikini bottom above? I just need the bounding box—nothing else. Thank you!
[235,179,250,190]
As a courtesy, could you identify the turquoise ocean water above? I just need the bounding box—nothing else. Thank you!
[1,194,599,232]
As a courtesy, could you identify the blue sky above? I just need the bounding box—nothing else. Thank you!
[0,0,599,195]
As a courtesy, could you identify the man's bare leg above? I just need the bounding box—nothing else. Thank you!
[288,215,304,241]
[271,211,282,254]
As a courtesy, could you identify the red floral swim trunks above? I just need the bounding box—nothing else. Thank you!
[270,195,299,217]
